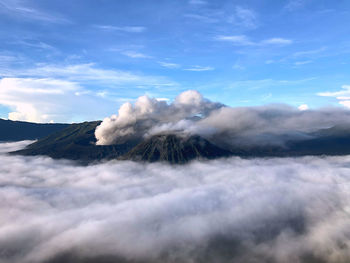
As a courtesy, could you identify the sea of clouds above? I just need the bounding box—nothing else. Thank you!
[1,141,350,263]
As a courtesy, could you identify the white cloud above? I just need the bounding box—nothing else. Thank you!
[0,63,177,122]
[1,63,175,87]
[188,0,207,5]
[318,85,350,98]
[184,66,215,72]
[293,47,327,58]
[95,25,146,33]
[184,13,218,23]
[0,78,116,123]
[158,61,181,69]
[215,35,292,46]
[233,6,258,29]
[318,85,350,109]
[2,144,350,262]
[294,60,313,66]
[121,51,151,59]
[298,104,309,111]
[285,0,304,11]
[215,35,253,46]
[261,38,293,45]
[0,0,68,23]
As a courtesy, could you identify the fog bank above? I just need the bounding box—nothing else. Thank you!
[1,141,350,262]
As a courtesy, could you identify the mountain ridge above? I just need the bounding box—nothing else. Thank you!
[6,120,350,164]
[0,118,69,142]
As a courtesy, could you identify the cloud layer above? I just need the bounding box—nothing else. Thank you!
[1,141,350,262]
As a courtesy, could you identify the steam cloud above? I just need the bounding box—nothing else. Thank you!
[2,141,350,262]
[95,90,350,148]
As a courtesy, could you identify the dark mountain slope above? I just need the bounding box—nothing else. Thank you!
[11,121,350,164]
[121,134,232,164]
[0,118,69,141]
[13,121,138,162]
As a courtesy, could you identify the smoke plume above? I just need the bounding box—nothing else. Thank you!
[95,90,350,148]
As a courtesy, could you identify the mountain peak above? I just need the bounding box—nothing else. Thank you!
[121,133,231,164]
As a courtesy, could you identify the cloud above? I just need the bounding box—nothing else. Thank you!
[261,38,293,45]
[188,0,207,5]
[232,6,258,29]
[0,63,177,122]
[0,78,117,123]
[284,0,304,11]
[158,61,181,69]
[215,35,253,46]
[1,63,175,88]
[293,47,327,58]
[298,104,309,111]
[95,90,350,148]
[184,66,215,71]
[215,35,292,46]
[294,60,313,66]
[183,13,219,23]
[185,5,257,28]
[94,25,146,33]
[2,141,350,262]
[318,85,350,109]
[121,51,151,59]
[0,0,68,23]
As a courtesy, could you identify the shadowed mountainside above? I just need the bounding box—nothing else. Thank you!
[10,120,350,164]
[121,134,232,164]
[0,118,69,141]
[13,121,138,162]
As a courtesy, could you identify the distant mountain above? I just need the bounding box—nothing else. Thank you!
[13,121,138,163]
[0,118,69,141]
[121,134,231,164]
[11,120,350,164]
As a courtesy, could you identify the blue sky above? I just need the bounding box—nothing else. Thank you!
[0,0,349,123]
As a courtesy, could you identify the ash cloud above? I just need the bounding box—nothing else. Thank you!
[95,90,350,148]
[2,141,350,262]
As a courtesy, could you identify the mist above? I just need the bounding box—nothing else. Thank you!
[95,90,350,148]
[1,141,350,263]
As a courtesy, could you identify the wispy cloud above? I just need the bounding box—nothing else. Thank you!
[261,38,293,45]
[0,63,177,91]
[121,51,151,59]
[293,47,327,58]
[215,35,253,46]
[230,6,258,29]
[158,62,181,69]
[318,85,350,98]
[188,0,207,5]
[284,0,304,11]
[0,0,69,23]
[0,62,178,122]
[94,25,146,33]
[215,35,293,46]
[294,60,313,66]
[227,78,316,90]
[184,66,214,72]
[185,5,257,28]
[183,13,218,23]
[317,85,350,109]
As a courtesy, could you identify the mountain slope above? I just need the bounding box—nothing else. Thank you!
[12,121,350,164]
[13,121,138,162]
[121,134,232,164]
[0,118,69,141]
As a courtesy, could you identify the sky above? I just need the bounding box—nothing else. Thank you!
[0,0,349,123]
